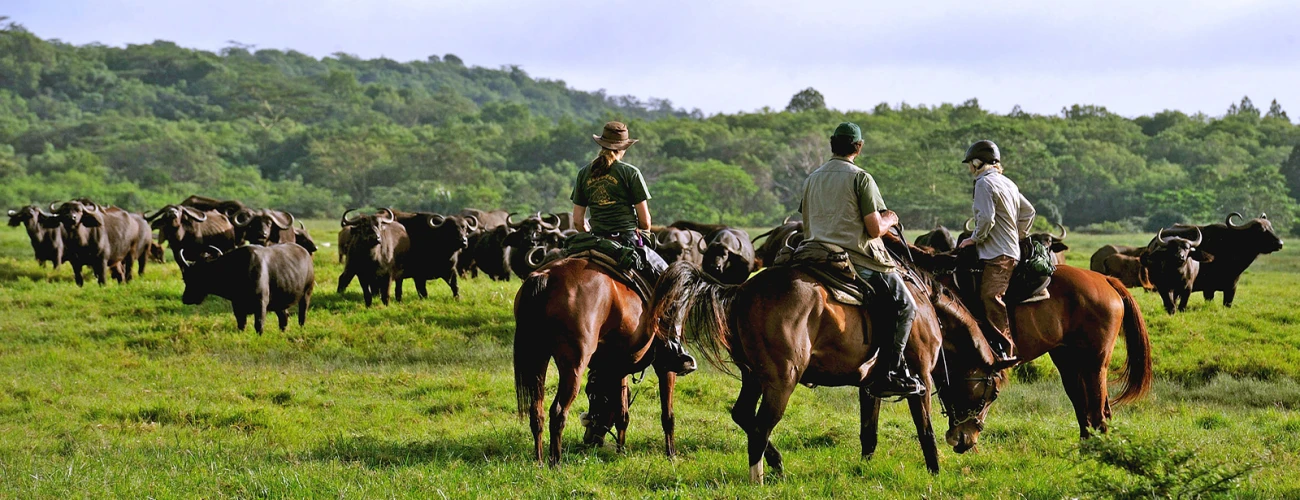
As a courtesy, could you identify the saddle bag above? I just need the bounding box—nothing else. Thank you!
[562,232,643,272]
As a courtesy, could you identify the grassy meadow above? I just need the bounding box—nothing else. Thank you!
[1,221,1298,498]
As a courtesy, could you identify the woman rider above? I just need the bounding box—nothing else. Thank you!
[571,121,695,374]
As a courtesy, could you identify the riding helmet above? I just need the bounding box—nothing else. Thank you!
[963,140,1000,164]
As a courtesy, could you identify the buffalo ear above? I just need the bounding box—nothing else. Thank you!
[81,212,104,227]
[40,217,62,228]
[1050,242,1069,253]
[1191,249,1214,263]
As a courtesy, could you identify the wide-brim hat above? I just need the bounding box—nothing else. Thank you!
[592,121,639,150]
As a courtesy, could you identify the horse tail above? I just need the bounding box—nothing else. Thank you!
[1107,276,1152,405]
[649,262,743,374]
[513,271,551,418]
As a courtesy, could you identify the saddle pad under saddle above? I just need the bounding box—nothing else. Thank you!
[556,250,654,304]
[771,242,873,306]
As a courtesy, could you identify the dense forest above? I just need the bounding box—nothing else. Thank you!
[2,21,1298,234]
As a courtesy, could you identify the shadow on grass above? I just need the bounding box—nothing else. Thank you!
[0,260,70,283]
[309,434,518,467]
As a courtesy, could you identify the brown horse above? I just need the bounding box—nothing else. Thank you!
[649,258,1000,483]
[906,244,1153,451]
[513,257,679,466]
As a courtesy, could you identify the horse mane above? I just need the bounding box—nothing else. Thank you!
[882,233,998,369]
[650,262,744,377]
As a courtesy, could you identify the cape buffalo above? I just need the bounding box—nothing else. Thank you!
[1090,245,1152,290]
[339,208,410,307]
[913,225,956,253]
[1157,212,1284,307]
[8,205,64,268]
[671,220,756,284]
[652,226,706,265]
[45,199,150,286]
[1141,228,1212,314]
[503,213,563,280]
[460,208,511,231]
[146,204,237,266]
[394,211,477,300]
[178,244,314,334]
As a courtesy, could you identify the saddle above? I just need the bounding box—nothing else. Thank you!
[953,239,1053,306]
[771,241,873,306]
[552,234,654,304]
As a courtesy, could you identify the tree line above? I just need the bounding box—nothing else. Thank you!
[1,21,1298,234]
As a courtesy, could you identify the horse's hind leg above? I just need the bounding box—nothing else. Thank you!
[860,386,882,459]
[1050,350,1091,438]
[656,364,677,457]
[548,357,589,467]
[907,393,940,474]
[1080,357,1111,434]
[615,376,630,453]
[731,371,782,467]
[748,381,795,484]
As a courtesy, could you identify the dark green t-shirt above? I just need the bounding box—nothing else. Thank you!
[571,160,651,233]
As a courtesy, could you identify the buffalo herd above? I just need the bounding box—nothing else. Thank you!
[5,197,1287,327]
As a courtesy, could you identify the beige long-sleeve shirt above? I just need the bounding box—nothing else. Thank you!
[971,168,1035,261]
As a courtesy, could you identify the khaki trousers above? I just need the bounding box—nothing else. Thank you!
[979,255,1018,353]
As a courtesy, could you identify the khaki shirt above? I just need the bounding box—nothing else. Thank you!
[799,158,896,272]
[971,168,1036,261]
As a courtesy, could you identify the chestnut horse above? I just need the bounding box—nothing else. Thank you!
[513,257,679,466]
[649,258,1000,483]
[905,244,1153,451]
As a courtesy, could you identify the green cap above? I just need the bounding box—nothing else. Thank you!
[831,122,862,142]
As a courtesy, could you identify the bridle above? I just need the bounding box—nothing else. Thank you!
[939,371,999,431]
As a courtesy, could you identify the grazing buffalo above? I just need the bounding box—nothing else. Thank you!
[393,211,477,300]
[652,226,706,265]
[145,204,237,265]
[1090,245,1152,290]
[339,208,410,307]
[147,241,166,264]
[1157,213,1285,307]
[178,244,314,334]
[45,199,150,286]
[959,219,1070,264]
[671,221,756,284]
[8,205,65,268]
[913,225,956,253]
[1141,228,1212,315]
[469,225,514,281]
[751,218,803,268]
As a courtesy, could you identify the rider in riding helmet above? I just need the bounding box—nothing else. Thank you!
[956,140,1035,367]
[571,121,695,374]
[799,122,925,398]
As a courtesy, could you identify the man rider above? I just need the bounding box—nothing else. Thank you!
[956,139,1035,367]
[799,122,925,398]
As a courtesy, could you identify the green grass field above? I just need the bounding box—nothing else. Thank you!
[1,222,1297,498]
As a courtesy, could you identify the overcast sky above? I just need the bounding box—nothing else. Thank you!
[7,0,1299,119]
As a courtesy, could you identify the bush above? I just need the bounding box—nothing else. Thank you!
[1146,209,1189,231]
[1075,217,1148,234]
[1074,433,1260,499]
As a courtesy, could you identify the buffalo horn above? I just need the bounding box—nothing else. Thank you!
[541,213,560,229]
[181,206,208,222]
[1226,212,1244,228]
[1261,212,1268,220]
[506,212,522,229]
[783,230,800,249]
[782,215,792,226]
[696,234,707,253]
[380,208,395,223]
[964,217,975,232]
[427,214,446,229]
[1190,227,1203,248]
[463,215,479,232]
[526,246,547,268]
[271,211,294,230]
[144,206,170,221]
[178,248,193,268]
[233,210,253,227]
[656,228,673,246]
[6,209,15,217]
[1055,222,1068,240]
[50,201,62,212]
[340,208,363,227]
[206,245,224,257]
